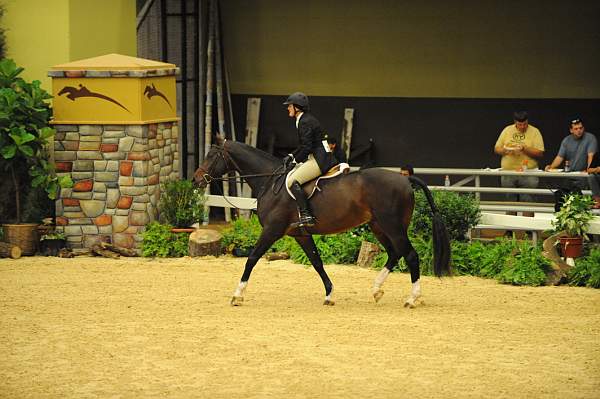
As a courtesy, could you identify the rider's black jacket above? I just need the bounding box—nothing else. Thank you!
[292,112,337,173]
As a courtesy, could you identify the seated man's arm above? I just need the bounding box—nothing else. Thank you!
[521,146,544,159]
[545,155,564,171]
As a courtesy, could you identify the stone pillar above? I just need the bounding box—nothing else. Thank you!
[49,54,179,249]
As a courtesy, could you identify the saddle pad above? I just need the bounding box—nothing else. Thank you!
[285,163,350,200]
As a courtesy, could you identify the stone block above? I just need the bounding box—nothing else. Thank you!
[103,152,126,160]
[120,186,148,196]
[117,196,133,209]
[55,151,77,161]
[56,162,73,172]
[129,211,150,226]
[55,125,79,132]
[93,182,107,193]
[62,141,80,151]
[65,132,80,141]
[63,198,80,207]
[71,192,94,200]
[80,135,101,142]
[82,225,99,235]
[128,151,150,161]
[94,160,108,171]
[101,143,118,152]
[113,233,135,249]
[107,161,119,172]
[80,200,105,218]
[79,141,101,151]
[132,194,150,203]
[126,125,146,138]
[77,151,103,160]
[116,209,130,216]
[133,162,149,177]
[93,193,106,201]
[94,171,119,182]
[73,179,93,192]
[106,189,120,208]
[79,125,103,136]
[73,160,94,171]
[104,130,126,139]
[120,161,133,176]
[71,172,94,180]
[118,176,134,186]
[94,214,112,226]
[112,215,129,232]
[68,218,93,225]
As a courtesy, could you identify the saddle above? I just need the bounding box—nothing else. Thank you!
[284,163,350,200]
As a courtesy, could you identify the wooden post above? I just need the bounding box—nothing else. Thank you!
[203,0,216,224]
[341,108,354,162]
[240,97,261,219]
[357,241,380,268]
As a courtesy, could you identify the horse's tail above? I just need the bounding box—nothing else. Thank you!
[408,176,451,277]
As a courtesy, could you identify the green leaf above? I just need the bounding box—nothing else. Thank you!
[31,174,46,187]
[58,175,74,188]
[39,126,55,140]
[18,144,34,157]
[0,144,16,159]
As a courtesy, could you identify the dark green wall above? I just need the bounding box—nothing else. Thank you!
[222,0,600,98]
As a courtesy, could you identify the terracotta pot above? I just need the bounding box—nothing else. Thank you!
[558,236,584,258]
[170,227,196,233]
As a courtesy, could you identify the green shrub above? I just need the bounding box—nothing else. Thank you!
[569,247,600,288]
[159,179,206,228]
[221,214,263,252]
[141,222,189,257]
[497,241,551,286]
[410,191,480,241]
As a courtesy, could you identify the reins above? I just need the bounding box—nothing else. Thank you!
[199,142,288,208]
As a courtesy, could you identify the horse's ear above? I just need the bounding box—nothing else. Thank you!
[215,133,225,146]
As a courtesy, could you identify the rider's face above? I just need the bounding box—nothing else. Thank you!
[287,104,296,118]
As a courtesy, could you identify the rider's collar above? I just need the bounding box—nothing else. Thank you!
[295,111,304,128]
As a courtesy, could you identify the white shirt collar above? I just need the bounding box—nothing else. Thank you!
[295,112,304,128]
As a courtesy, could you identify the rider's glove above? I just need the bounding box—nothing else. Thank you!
[283,154,296,168]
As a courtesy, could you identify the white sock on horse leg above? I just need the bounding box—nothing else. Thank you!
[411,280,421,299]
[373,268,390,293]
[234,281,248,297]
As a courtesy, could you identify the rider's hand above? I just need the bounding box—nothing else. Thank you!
[283,154,296,168]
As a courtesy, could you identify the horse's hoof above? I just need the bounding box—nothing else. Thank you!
[404,298,416,308]
[323,299,335,306]
[230,296,244,306]
[373,289,385,303]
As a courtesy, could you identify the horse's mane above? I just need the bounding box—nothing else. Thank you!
[227,140,281,164]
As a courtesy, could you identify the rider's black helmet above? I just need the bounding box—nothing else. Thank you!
[283,92,309,111]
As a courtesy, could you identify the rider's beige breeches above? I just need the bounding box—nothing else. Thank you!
[287,154,321,188]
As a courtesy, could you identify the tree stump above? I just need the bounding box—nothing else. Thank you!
[542,231,572,285]
[0,242,22,259]
[357,241,380,268]
[100,242,138,257]
[189,229,222,257]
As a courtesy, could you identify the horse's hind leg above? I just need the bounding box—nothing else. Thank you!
[369,221,400,303]
[231,229,282,306]
[402,244,422,308]
[370,218,422,308]
[294,235,335,306]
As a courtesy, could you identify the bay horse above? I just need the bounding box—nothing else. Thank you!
[193,138,451,307]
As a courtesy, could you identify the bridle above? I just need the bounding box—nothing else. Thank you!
[197,141,289,207]
[197,142,287,185]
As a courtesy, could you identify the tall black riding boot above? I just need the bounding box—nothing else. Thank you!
[290,181,316,227]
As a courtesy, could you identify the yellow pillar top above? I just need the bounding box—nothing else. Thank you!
[49,54,178,125]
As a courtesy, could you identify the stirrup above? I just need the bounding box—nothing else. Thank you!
[291,213,316,228]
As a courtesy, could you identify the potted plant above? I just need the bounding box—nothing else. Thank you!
[158,179,206,232]
[0,58,72,254]
[551,193,595,258]
[39,231,66,256]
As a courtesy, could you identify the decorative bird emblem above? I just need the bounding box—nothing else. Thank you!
[58,84,130,112]
[144,83,172,108]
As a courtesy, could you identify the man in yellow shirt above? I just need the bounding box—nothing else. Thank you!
[494,111,545,203]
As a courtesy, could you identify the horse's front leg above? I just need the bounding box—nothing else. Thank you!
[231,229,282,306]
[294,236,335,305]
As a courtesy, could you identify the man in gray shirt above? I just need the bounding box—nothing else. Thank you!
[545,117,598,192]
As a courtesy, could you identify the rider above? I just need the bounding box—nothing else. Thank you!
[283,92,337,227]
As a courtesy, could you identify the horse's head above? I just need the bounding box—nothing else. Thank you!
[193,139,233,188]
